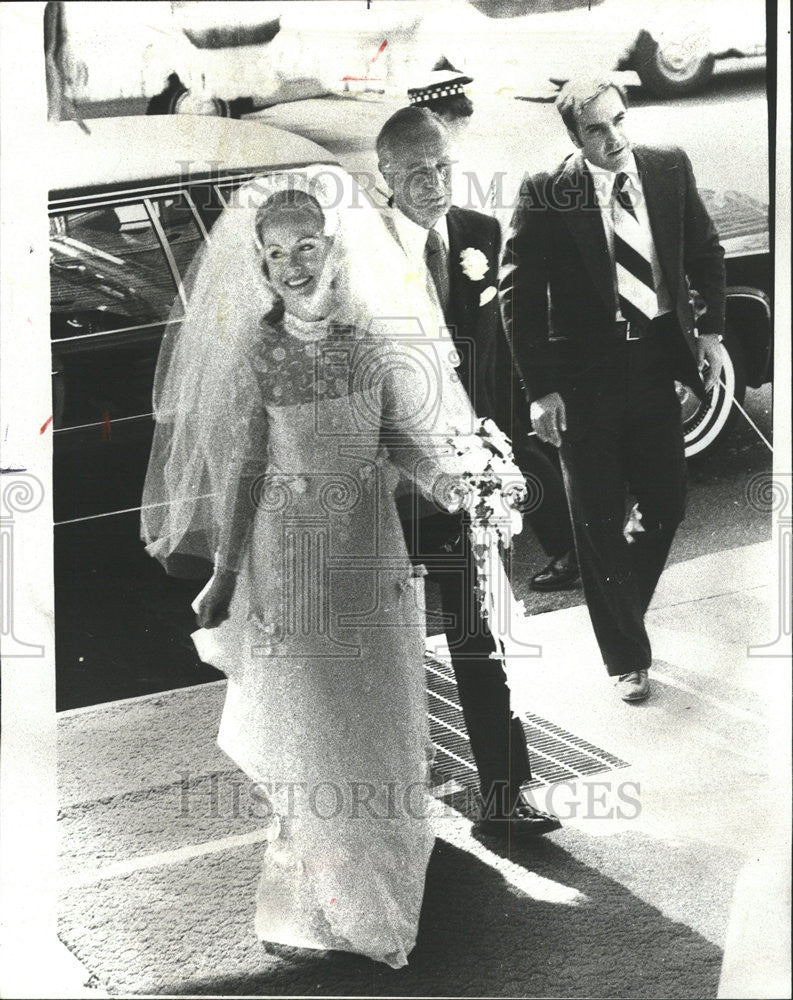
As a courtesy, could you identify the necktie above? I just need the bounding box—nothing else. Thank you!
[424,227,450,317]
[612,172,658,326]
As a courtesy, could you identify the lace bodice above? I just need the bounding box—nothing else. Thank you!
[252,317,362,408]
[216,313,469,571]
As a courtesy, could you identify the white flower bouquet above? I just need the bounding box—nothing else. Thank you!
[444,418,530,650]
[447,417,526,542]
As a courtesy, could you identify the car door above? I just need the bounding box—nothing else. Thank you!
[50,185,219,708]
[50,188,211,521]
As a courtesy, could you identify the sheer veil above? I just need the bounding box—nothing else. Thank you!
[141,164,477,574]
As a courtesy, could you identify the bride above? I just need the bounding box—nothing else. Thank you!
[141,167,503,967]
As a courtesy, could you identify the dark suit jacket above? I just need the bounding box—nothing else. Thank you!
[383,203,523,433]
[498,145,726,405]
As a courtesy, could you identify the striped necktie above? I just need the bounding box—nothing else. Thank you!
[424,227,450,317]
[612,171,658,326]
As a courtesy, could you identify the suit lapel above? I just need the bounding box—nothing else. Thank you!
[445,208,477,337]
[446,208,467,333]
[633,145,681,294]
[555,157,615,315]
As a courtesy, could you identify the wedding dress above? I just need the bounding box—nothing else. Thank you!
[141,168,482,967]
[193,317,440,967]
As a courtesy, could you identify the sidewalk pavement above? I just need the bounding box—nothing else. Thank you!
[55,541,790,998]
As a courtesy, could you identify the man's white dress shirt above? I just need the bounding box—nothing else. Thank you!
[390,209,449,296]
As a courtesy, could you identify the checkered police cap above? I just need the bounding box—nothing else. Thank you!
[407,70,473,105]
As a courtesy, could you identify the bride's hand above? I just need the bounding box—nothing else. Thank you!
[195,570,237,629]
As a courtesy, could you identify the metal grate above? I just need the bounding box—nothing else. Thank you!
[424,653,630,794]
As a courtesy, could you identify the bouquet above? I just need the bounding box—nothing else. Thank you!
[445,418,531,658]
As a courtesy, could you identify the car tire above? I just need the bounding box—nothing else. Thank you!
[681,328,746,460]
[633,29,715,97]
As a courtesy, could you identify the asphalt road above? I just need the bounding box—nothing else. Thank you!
[55,71,773,710]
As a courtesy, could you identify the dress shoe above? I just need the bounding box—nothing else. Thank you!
[529,551,581,592]
[616,669,650,702]
[476,790,562,838]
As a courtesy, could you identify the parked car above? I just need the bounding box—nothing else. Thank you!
[681,188,771,457]
[49,115,338,518]
[49,0,765,119]
[458,0,767,97]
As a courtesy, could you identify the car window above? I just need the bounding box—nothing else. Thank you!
[213,173,283,207]
[50,194,204,341]
[214,176,252,208]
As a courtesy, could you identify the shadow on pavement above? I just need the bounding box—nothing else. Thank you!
[61,836,722,998]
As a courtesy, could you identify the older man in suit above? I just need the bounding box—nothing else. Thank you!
[500,77,726,702]
[376,106,561,836]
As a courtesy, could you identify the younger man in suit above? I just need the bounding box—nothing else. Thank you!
[499,77,725,702]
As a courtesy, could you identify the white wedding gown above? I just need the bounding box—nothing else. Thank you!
[193,317,458,968]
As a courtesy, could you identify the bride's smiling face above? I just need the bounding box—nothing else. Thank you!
[259,208,334,320]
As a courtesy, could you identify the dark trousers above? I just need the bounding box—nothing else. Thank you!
[402,508,532,806]
[512,433,575,558]
[558,329,688,676]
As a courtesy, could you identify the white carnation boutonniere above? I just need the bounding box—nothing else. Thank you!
[459,247,489,282]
